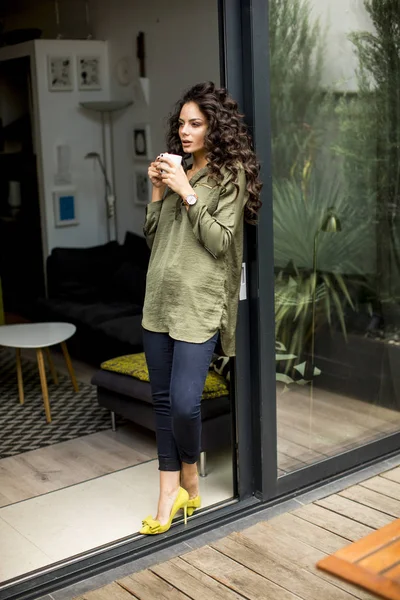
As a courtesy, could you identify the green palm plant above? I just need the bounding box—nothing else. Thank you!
[274,173,372,363]
[333,0,400,304]
[269,0,376,375]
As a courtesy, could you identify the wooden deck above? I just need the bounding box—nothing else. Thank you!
[73,466,400,600]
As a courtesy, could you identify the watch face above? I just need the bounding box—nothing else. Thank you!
[186,194,197,205]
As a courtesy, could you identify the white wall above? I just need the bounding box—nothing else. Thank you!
[0,0,221,253]
[32,39,110,252]
[90,0,221,238]
[0,39,110,257]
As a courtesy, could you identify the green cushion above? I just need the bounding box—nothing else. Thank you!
[101,352,229,400]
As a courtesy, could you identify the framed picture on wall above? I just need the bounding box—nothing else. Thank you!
[134,165,151,206]
[77,56,102,90]
[48,56,73,91]
[53,188,78,227]
[133,124,151,160]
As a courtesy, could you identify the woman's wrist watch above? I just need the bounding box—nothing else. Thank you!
[183,192,198,206]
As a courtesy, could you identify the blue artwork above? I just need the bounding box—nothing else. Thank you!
[59,195,75,221]
[54,189,77,227]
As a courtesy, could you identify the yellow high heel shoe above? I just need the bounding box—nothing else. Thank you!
[187,495,201,517]
[140,487,189,535]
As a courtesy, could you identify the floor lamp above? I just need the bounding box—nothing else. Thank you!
[80,101,132,241]
[309,207,342,447]
[84,152,115,242]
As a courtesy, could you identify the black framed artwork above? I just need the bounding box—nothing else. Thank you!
[133,124,151,159]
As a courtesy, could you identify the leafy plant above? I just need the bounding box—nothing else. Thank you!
[269,0,325,183]
[268,0,381,373]
[333,0,400,303]
[275,340,321,386]
[273,175,371,362]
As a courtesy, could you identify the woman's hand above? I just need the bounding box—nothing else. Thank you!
[148,158,167,203]
[148,159,166,189]
[158,155,193,199]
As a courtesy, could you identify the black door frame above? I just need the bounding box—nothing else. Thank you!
[218,0,264,501]
[220,0,279,501]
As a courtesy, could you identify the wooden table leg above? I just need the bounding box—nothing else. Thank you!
[36,348,51,423]
[16,348,24,405]
[45,347,59,385]
[61,341,79,392]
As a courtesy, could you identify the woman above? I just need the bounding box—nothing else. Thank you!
[140,81,262,535]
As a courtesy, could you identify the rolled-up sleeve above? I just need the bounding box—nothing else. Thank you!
[187,169,247,259]
[143,201,162,250]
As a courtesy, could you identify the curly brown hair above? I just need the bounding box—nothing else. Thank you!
[166,81,262,224]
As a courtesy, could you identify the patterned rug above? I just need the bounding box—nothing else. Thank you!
[0,348,119,459]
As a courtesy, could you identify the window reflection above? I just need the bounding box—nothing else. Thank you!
[270,0,400,474]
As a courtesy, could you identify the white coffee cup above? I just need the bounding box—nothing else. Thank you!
[159,152,182,172]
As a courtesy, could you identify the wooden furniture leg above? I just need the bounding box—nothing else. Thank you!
[61,342,79,392]
[36,348,51,423]
[45,347,59,385]
[16,348,24,405]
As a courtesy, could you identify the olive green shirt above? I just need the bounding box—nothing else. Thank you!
[142,166,247,357]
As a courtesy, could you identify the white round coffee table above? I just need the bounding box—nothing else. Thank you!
[0,322,78,423]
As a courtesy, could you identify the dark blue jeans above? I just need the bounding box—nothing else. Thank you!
[143,328,219,471]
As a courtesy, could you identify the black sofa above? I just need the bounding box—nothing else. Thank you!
[36,232,150,365]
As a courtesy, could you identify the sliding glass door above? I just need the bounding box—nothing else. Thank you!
[254,0,400,497]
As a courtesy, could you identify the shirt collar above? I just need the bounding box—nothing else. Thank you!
[186,165,209,186]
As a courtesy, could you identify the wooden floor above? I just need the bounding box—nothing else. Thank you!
[2,336,400,506]
[2,346,400,503]
[74,465,400,600]
[0,425,158,507]
[4,313,400,483]
[0,347,158,507]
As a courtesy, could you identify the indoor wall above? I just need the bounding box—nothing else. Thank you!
[0,0,221,243]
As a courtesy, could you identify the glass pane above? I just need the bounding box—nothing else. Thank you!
[270,0,400,475]
[0,0,236,587]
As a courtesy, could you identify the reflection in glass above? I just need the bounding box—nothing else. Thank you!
[270,0,400,475]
